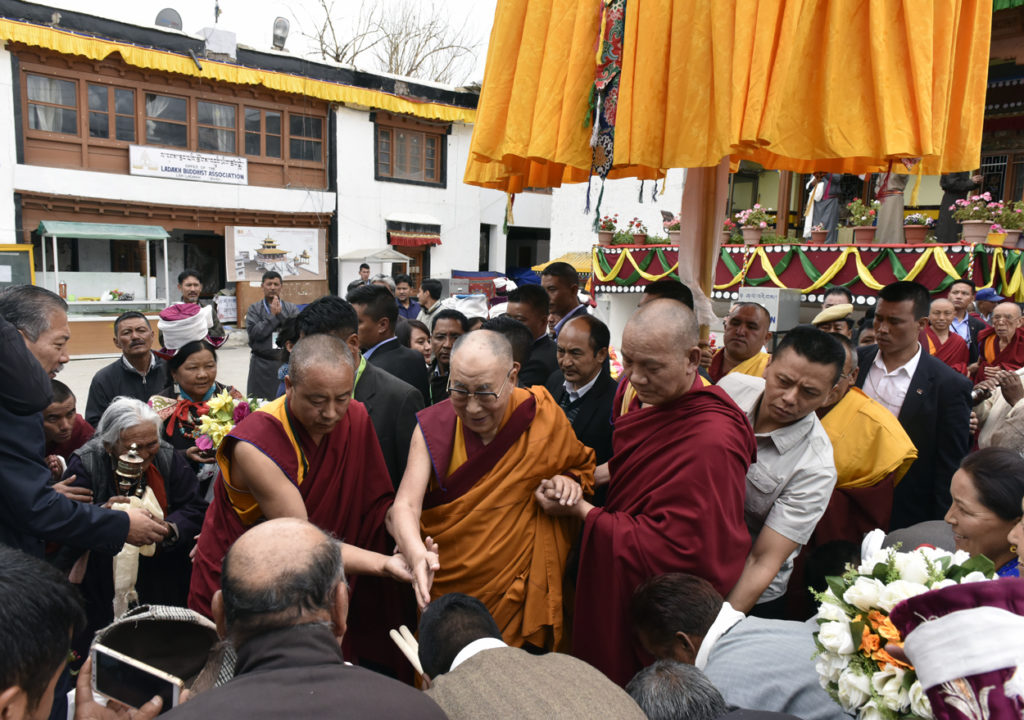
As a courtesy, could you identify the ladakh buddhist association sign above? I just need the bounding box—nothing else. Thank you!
[129,145,248,185]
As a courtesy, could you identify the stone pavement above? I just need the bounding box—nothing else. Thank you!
[59,337,252,407]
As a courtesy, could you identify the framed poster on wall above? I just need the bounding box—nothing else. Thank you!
[0,244,35,290]
[225,227,326,282]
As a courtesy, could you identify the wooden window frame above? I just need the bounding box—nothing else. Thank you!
[143,90,190,149]
[25,73,78,135]
[373,112,448,188]
[287,112,324,165]
[244,106,283,160]
[17,52,328,177]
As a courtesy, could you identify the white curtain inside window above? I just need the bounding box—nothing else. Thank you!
[27,76,74,131]
[208,104,235,152]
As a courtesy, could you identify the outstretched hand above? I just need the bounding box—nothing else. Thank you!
[409,545,441,610]
[538,475,583,506]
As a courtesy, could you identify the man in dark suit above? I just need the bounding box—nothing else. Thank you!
[545,315,616,505]
[946,278,990,365]
[541,261,588,339]
[246,270,298,401]
[507,284,557,386]
[165,518,447,720]
[419,593,645,719]
[0,286,168,556]
[297,295,423,487]
[348,284,430,404]
[855,281,972,529]
[85,310,167,426]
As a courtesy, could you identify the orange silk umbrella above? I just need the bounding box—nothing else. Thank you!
[464,0,992,316]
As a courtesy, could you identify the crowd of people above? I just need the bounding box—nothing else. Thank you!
[1,262,1024,720]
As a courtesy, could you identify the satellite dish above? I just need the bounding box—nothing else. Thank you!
[272,17,289,50]
[155,8,183,30]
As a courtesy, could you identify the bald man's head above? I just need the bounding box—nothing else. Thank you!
[929,297,956,334]
[289,334,354,387]
[217,519,346,644]
[621,299,701,407]
[451,329,513,368]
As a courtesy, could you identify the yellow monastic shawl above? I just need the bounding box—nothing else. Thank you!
[820,388,917,489]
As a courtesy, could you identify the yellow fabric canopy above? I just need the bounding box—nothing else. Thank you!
[465,0,992,192]
[0,18,476,125]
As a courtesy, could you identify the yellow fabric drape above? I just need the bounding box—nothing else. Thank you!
[466,0,992,191]
[0,18,476,124]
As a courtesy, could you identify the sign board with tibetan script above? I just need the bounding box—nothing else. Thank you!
[129,145,248,185]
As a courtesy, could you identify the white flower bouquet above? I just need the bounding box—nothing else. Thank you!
[813,545,996,719]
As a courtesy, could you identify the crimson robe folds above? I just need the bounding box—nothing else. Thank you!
[923,327,969,375]
[974,327,1024,383]
[574,378,756,686]
[188,398,408,675]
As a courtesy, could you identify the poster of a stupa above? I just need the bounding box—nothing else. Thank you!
[226,226,326,282]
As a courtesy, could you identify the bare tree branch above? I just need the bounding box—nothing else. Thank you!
[305,0,478,85]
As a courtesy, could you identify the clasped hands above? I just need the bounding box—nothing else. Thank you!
[533,474,589,520]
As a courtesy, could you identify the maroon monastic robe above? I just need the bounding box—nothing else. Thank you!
[923,327,969,375]
[188,399,409,675]
[973,326,1024,383]
[573,376,756,686]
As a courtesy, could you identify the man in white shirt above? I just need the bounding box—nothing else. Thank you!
[855,281,972,528]
[717,326,842,617]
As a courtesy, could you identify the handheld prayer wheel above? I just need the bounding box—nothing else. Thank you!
[114,443,146,498]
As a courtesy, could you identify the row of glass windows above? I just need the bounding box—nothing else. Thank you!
[26,74,323,162]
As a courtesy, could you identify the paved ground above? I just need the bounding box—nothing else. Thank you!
[60,335,252,406]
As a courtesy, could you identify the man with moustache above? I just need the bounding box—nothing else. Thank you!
[85,311,167,426]
[707,303,772,383]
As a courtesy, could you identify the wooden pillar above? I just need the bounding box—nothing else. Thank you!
[776,170,791,238]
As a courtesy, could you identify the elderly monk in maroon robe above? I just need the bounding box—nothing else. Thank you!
[536,299,756,686]
[924,298,969,375]
[189,334,417,671]
[973,301,1024,384]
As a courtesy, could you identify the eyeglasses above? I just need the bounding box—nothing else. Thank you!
[447,368,513,404]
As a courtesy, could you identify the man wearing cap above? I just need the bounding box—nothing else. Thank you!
[974,287,1004,324]
[85,311,168,426]
[924,298,969,375]
[707,303,772,383]
[973,301,1024,383]
[811,303,854,338]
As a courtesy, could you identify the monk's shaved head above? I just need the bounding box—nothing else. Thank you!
[220,518,345,641]
[995,301,1023,319]
[288,333,353,386]
[930,298,955,312]
[628,298,699,349]
[622,299,701,407]
[451,329,513,367]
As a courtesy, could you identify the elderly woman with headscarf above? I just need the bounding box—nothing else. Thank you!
[60,397,206,634]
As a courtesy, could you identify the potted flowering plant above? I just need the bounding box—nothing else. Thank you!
[813,542,996,720]
[722,218,739,243]
[902,213,933,244]
[810,223,828,244]
[846,197,879,243]
[996,200,1024,248]
[950,193,1003,243]
[596,214,619,245]
[664,213,681,243]
[626,217,648,243]
[735,204,774,245]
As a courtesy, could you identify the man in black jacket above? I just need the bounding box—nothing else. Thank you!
[545,315,616,506]
[507,284,558,387]
[85,310,167,426]
[297,296,423,488]
[855,281,972,528]
[348,284,430,404]
[946,278,990,365]
[428,309,469,405]
[164,518,447,720]
[0,286,167,557]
